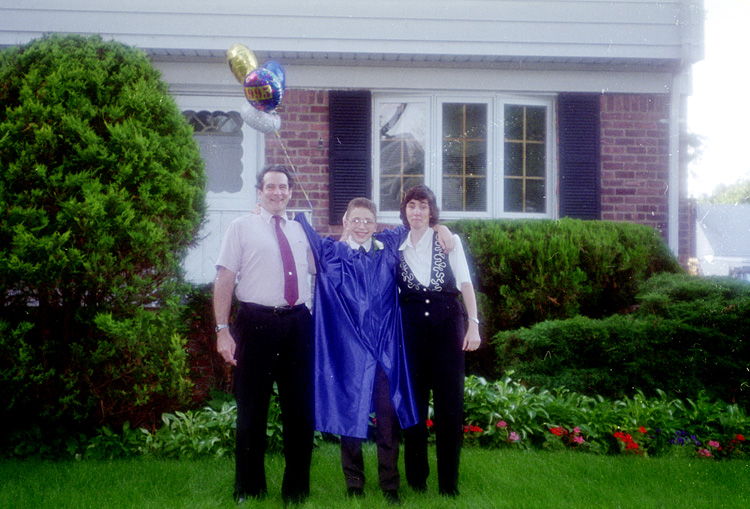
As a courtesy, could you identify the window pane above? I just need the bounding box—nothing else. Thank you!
[504,142,523,177]
[441,103,487,212]
[379,102,426,211]
[505,105,524,141]
[527,143,545,177]
[466,177,487,212]
[504,179,523,212]
[503,104,547,213]
[186,110,244,194]
[526,180,546,212]
[526,106,546,142]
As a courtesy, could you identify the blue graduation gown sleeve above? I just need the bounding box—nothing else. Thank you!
[296,213,418,439]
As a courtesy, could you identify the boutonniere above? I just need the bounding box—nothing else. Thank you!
[373,239,384,252]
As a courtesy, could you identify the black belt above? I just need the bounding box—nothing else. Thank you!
[240,302,307,315]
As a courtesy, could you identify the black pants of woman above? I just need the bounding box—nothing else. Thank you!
[400,294,466,496]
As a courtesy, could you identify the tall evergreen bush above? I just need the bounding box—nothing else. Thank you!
[0,34,206,442]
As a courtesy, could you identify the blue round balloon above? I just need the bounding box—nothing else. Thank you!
[263,60,286,90]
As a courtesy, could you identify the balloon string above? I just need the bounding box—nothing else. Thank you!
[273,129,314,212]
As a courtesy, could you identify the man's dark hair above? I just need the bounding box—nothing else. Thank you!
[256,164,296,190]
[399,185,440,228]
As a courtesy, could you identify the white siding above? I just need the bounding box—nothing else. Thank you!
[1,0,703,67]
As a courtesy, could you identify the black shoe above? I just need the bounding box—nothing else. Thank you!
[282,493,308,506]
[347,486,365,498]
[409,482,427,493]
[234,490,266,504]
[383,489,401,505]
[439,487,459,497]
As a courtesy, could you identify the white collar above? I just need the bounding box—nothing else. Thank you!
[260,207,287,224]
[399,228,432,251]
[347,237,372,252]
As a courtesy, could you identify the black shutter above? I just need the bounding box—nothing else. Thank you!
[558,93,601,220]
[328,90,371,225]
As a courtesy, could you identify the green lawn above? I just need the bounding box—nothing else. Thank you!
[2,442,748,508]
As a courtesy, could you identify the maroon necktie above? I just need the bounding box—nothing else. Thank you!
[273,215,299,306]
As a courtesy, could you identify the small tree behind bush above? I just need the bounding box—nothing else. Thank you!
[0,34,206,444]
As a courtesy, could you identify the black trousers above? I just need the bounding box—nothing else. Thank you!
[231,302,314,501]
[400,294,465,495]
[340,364,400,492]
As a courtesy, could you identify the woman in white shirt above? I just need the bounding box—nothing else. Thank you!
[395,185,481,497]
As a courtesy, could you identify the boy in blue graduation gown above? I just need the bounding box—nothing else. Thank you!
[297,198,413,502]
[297,198,453,503]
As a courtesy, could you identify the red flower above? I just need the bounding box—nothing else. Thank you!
[550,427,565,437]
[736,434,745,442]
[638,426,647,434]
[426,419,434,428]
[469,425,483,433]
[625,441,639,450]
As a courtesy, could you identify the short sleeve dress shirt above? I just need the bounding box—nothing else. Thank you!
[215,208,312,306]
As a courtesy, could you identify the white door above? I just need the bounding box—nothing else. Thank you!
[175,95,265,284]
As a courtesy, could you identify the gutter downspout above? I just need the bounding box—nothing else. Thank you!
[668,72,681,258]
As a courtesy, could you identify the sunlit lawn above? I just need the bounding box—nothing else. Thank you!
[2,442,749,508]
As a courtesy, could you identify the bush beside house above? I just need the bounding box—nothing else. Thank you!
[447,218,682,377]
[0,34,206,446]
[495,274,750,409]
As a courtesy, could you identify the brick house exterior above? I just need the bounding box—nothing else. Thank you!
[263,90,695,267]
[1,0,705,276]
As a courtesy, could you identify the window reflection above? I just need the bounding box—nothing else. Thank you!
[378,102,426,211]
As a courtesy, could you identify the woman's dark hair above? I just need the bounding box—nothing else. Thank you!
[399,185,440,228]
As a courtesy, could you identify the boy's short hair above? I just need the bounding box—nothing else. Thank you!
[344,197,377,221]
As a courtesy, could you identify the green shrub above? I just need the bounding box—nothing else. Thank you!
[449,218,681,330]
[494,274,750,408]
[182,284,233,401]
[0,34,206,445]
[447,218,681,375]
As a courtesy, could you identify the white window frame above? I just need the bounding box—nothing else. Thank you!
[496,95,556,219]
[436,96,494,220]
[373,92,556,223]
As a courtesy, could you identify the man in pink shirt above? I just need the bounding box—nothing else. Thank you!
[213,165,315,505]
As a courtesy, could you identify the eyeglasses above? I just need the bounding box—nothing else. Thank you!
[349,218,375,227]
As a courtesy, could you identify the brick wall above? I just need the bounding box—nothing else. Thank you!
[264,89,341,237]
[600,94,671,239]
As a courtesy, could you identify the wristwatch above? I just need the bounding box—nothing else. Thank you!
[215,324,229,333]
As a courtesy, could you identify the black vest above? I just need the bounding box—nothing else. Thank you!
[398,231,461,299]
